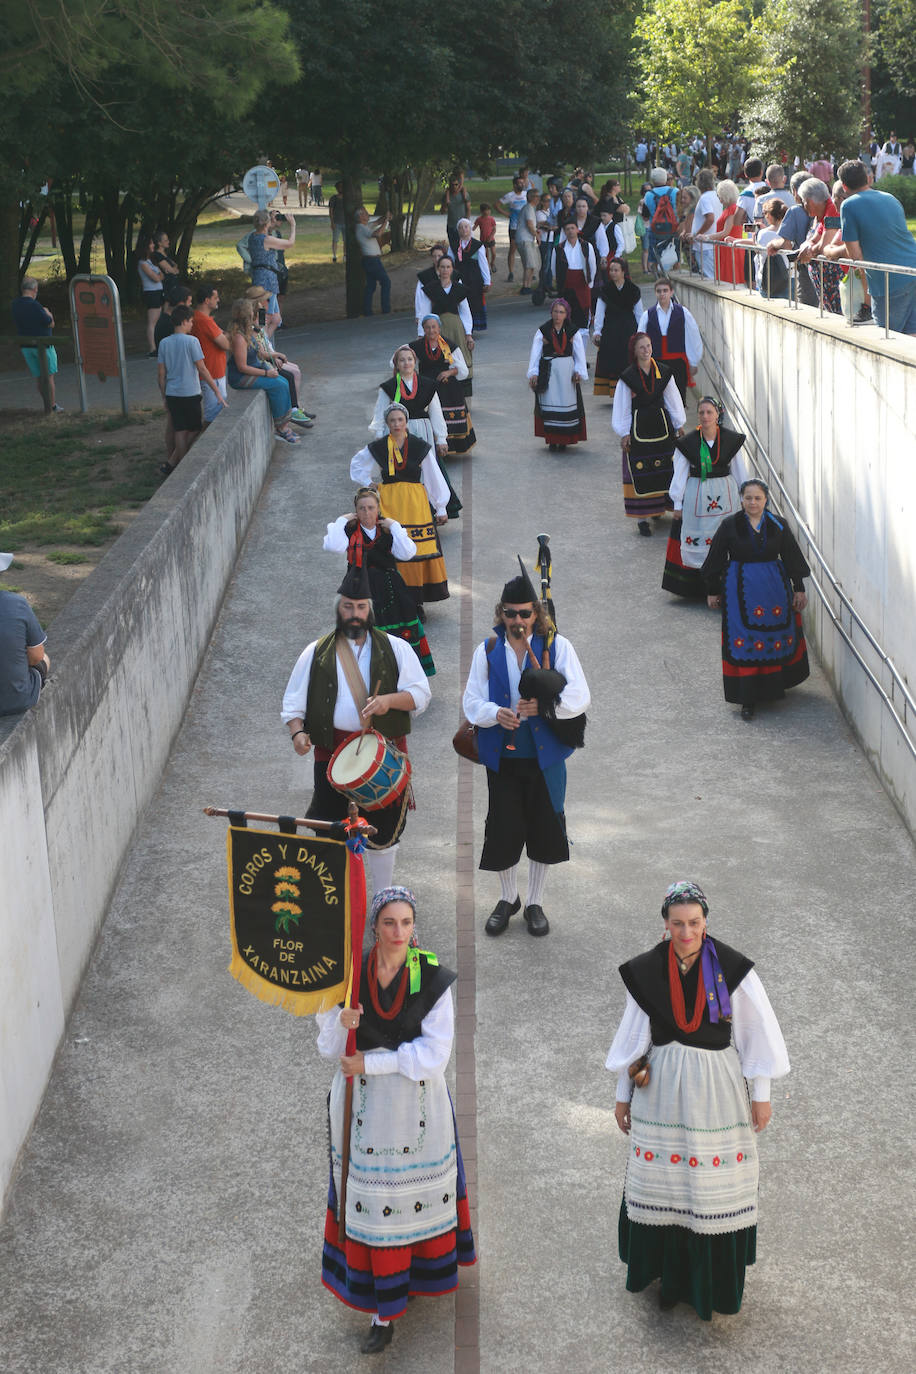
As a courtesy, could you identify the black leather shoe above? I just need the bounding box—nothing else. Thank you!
[361,1323,394,1354]
[485,896,520,936]
[523,904,550,936]
[659,1290,678,1311]
[741,703,756,721]
[637,520,652,536]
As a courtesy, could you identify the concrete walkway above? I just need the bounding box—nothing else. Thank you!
[1,295,914,1373]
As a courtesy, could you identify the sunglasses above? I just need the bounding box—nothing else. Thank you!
[503,607,534,619]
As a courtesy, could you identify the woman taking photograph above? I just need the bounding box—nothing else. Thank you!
[527,298,588,450]
[612,333,686,534]
[592,258,641,400]
[370,344,461,519]
[323,488,434,675]
[318,887,475,1354]
[702,478,810,720]
[663,397,748,598]
[226,299,300,444]
[350,402,451,607]
[248,208,296,338]
[607,881,789,1320]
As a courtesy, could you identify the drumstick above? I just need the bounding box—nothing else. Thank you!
[360,679,382,738]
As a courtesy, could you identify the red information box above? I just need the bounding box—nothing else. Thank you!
[72,278,120,380]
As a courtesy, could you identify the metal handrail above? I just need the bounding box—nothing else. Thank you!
[685,232,916,339]
[701,340,916,765]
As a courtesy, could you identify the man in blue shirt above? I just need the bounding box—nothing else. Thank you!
[826,160,916,334]
[496,177,529,282]
[0,552,49,716]
[11,276,60,414]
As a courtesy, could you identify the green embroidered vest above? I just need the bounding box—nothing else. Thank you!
[304,629,409,749]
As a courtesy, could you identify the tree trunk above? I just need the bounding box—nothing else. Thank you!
[53,188,77,278]
[78,200,101,277]
[19,205,49,278]
[0,198,21,305]
[342,167,364,320]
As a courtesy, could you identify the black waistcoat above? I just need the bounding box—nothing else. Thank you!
[619,938,753,1049]
[380,373,438,418]
[673,426,746,478]
[367,433,430,484]
[356,950,456,1051]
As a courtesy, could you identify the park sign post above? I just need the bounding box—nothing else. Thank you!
[68,275,128,416]
[242,164,281,210]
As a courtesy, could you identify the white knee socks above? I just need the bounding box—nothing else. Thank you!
[526,861,549,908]
[367,844,398,895]
[498,866,519,903]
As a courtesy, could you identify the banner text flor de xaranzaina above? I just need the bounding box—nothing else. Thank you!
[227,825,361,1015]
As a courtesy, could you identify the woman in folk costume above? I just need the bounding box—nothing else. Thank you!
[415,254,475,396]
[607,882,789,1320]
[662,397,749,599]
[449,218,490,331]
[549,221,598,332]
[370,344,462,520]
[592,257,642,399]
[323,488,435,675]
[527,298,588,450]
[350,403,450,608]
[414,241,448,308]
[701,478,810,721]
[318,886,476,1355]
[409,315,476,455]
[612,333,686,535]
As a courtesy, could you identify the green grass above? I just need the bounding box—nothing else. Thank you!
[0,410,161,547]
[46,551,89,565]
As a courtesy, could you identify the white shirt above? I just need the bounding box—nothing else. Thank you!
[462,632,591,726]
[611,370,686,437]
[355,219,382,257]
[281,630,431,729]
[317,986,454,1078]
[323,515,417,562]
[414,284,473,337]
[369,384,447,447]
[526,327,588,379]
[349,444,451,519]
[605,969,790,1104]
[636,303,704,365]
[692,190,720,235]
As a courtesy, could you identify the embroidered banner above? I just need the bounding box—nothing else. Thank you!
[227,826,358,1016]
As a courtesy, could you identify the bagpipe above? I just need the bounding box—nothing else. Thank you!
[517,536,587,751]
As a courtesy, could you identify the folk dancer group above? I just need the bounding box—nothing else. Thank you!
[274,230,805,1353]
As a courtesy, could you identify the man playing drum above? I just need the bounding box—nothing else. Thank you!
[462,567,590,938]
[281,566,431,892]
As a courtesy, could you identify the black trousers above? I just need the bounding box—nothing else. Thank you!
[479,758,568,870]
[307,759,407,849]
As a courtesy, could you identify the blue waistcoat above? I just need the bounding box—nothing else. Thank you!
[475,629,575,773]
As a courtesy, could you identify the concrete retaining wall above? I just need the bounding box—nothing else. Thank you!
[676,278,916,833]
[0,392,274,1205]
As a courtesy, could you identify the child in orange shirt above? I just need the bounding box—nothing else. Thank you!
[474,204,497,271]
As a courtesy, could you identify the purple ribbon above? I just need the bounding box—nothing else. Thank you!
[700,935,732,1023]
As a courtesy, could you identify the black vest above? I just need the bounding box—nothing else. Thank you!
[356,950,456,1051]
[367,433,430,484]
[619,939,753,1050]
[380,373,438,419]
[673,426,746,479]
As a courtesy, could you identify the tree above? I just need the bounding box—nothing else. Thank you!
[875,0,916,99]
[742,0,862,159]
[632,0,767,155]
[0,0,298,302]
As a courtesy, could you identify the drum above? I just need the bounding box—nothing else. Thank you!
[326,730,411,812]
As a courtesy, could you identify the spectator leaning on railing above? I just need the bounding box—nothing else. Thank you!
[823,160,916,335]
[0,552,49,717]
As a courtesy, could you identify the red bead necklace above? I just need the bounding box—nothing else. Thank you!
[367,944,409,1020]
[667,939,706,1033]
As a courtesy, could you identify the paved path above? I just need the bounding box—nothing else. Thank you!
[1,295,915,1373]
